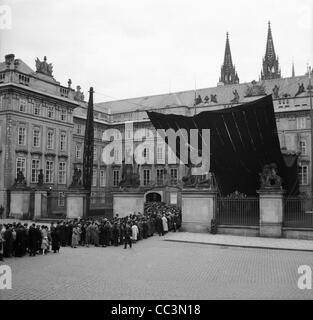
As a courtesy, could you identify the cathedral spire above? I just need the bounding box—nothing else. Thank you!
[219,32,239,85]
[261,21,281,80]
[292,61,295,77]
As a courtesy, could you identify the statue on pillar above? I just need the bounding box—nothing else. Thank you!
[259,163,282,189]
[14,169,27,186]
[119,161,140,189]
[182,162,215,189]
[35,56,53,77]
[295,83,305,97]
[13,169,26,188]
[70,167,82,187]
[37,169,44,186]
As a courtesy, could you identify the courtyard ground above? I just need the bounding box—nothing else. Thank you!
[1,234,313,300]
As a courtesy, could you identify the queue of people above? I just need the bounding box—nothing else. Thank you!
[0,202,182,262]
[0,223,61,261]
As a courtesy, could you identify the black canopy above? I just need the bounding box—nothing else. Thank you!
[147,95,298,196]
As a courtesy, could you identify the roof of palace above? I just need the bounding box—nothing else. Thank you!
[95,75,310,114]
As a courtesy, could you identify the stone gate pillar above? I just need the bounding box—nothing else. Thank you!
[34,189,47,219]
[181,188,217,233]
[66,189,89,220]
[258,189,285,238]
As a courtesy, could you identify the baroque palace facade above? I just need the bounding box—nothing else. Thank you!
[0,22,312,216]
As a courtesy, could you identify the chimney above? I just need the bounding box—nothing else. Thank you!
[5,54,15,65]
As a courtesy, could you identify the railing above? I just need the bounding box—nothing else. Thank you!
[284,197,313,228]
[216,196,259,226]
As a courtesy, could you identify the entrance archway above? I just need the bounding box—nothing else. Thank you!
[145,192,162,203]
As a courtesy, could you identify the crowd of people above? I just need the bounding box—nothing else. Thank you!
[0,202,182,262]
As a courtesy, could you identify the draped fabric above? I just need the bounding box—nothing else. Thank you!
[147,95,298,196]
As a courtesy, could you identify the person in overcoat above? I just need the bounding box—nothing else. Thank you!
[51,227,61,253]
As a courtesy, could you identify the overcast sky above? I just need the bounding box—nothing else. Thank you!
[0,0,312,102]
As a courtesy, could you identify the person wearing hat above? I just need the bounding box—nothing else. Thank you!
[28,224,37,256]
[3,225,13,258]
[99,222,106,247]
[85,222,92,247]
[123,222,132,249]
[51,226,61,253]
[156,214,163,236]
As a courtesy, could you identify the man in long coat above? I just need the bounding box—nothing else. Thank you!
[156,215,163,236]
[92,223,99,247]
[3,225,13,258]
[51,227,61,253]
[123,222,132,249]
[85,223,93,247]
[28,224,38,256]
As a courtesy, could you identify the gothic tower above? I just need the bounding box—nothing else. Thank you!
[219,33,239,85]
[261,22,281,80]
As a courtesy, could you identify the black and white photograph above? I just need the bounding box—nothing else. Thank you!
[0,0,313,305]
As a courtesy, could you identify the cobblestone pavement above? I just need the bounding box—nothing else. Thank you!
[1,236,313,300]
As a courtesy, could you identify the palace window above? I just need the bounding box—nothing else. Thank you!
[91,192,97,205]
[143,169,151,186]
[113,170,120,187]
[33,103,40,116]
[77,124,82,134]
[298,165,309,185]
[31,159,40,183]
[0,73,5,83]
[60,87,69,98]
[100,192,105,204]
[300,140,307,156]
[156,169,164,186]
[114,149,120,163]
[100,170,106,187]
[170,168,178,185]
[45,161,54,183]
[93,147,98,160]
[58,162,66,184]
[18,127,26,146]
[18,74,30,85]
[296,117,306,130]
[143,148,149,162]
[47,106,54,119]
[19,99,27,112]
[60,132,67,152]
[168,147,177,164]
[16,157,26,178]
[157,145,165,163]
[58,192,65,207]
[32,128,40,148]
[47,130,54,149]
[76,144,82,159]
[92,169,97,187]
[60,109,67,122]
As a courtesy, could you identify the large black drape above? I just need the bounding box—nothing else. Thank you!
[147,95,298,196]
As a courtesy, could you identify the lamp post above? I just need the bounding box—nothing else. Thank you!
[308,66,313,208]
